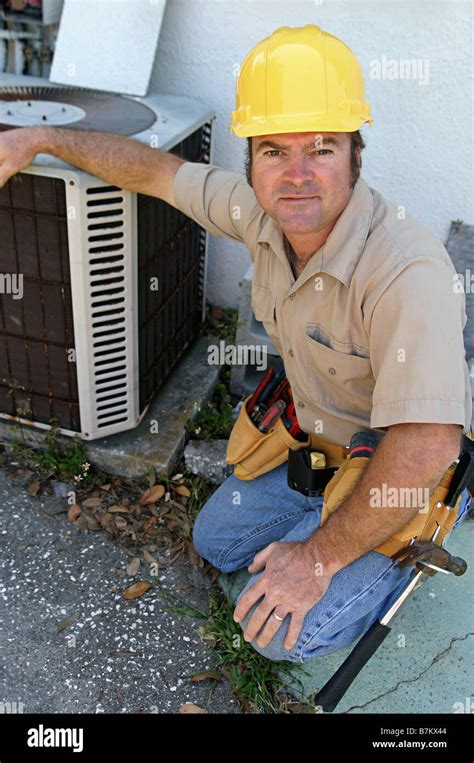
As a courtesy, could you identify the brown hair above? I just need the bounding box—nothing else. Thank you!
[244,131,366,190]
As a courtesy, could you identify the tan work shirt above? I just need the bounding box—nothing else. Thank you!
[172,162,472,447]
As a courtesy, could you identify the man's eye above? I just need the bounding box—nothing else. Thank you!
[263,149,333,157]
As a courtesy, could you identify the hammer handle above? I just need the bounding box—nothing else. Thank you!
[313,620,391,713]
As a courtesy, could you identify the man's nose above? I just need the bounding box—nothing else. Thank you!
[282,154,315,186]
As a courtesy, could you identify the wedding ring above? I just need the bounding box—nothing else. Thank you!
[273,612,284,621]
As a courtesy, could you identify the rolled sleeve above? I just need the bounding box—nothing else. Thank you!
[172,161,261,244]
[369,257,470,430]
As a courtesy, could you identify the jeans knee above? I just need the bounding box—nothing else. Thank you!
[247,637,296,663]
[192,508,215,565]
[235,600,299,663]
[192,500,233,571]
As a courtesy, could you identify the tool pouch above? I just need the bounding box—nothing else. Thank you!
[225,394,310,480]
[320,455,465,559]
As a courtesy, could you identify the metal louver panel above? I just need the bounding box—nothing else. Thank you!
[137,121,213,412]
[66,175,138,438]
[0,173,81,431]
[83,184,136,432]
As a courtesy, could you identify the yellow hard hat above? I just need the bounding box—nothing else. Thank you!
[230,25,373,137]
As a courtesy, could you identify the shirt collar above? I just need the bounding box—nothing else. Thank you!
[256,177,375,288]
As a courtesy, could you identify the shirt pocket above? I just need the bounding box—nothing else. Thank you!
[303,330,374,411]
[251,283,280,351]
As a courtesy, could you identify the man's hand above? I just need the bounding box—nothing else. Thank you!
[0,124,185,204]
[0,127,40,189]
[233,540,336,652]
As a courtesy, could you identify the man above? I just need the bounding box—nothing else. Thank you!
[0,25,471,664]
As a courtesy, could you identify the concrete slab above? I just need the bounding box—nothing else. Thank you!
[230,263,281,397]
[218,521,474,713]
[0,335,219,480]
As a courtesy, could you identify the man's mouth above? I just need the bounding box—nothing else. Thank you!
[279,195,319,202]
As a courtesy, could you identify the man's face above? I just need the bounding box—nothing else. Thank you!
[250,132,354,235]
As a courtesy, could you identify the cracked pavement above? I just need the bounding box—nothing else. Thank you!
[279,519,474,713]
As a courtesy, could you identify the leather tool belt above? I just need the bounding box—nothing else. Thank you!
[288,432,474,559]
[225,388,473,559]
[225,393,310,480]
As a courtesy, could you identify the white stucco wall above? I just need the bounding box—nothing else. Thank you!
[150,0,473,308]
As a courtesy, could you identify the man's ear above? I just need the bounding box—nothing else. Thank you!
[355,146,361,168]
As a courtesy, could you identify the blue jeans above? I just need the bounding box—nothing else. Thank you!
[192,462,471,663]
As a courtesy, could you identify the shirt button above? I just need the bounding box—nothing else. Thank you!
[289,293,295,299]
[328,367,336,375]
[288,349,294,357]
[297,401,305,408]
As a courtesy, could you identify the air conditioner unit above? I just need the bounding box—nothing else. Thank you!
[0,75,215,440]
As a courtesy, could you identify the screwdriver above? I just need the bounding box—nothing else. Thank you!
[258,365,285,407]
[247,368,275,415]
[265,377,290,409]
[257,399,286,432]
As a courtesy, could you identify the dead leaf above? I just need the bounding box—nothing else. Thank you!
[114,516,127,529]
[97,512,113,528]
[4,471,18,479]
[56,613,78,633]
[112,651,141,658]
[122,581,151,600]
[211,305,225,320]
[82,497,102,508]
[100,484,112,492]
[81,507,101,530]
[197,624,218,646]
[108,505,130,513]
[27,480,41,496]
[143,549,157,566]
[67,504,82,523]
[190,671,222,683]
[187,541,204,570]
[179,703,208,714]
[84,514,101,530]
[127,557,140,576]
[286,702,321,714]
[175,485,190,497]
[139,484,165,505]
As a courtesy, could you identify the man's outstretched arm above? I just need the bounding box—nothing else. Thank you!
[0,125,186,206]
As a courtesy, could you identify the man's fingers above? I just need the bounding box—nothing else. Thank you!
[283,612,305,651]
[248,542,277,573]
[242,599,275,642]
[255,608,289,648]
[233,578,266,623]
[0,167,10,189]
[0,164,16,189]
